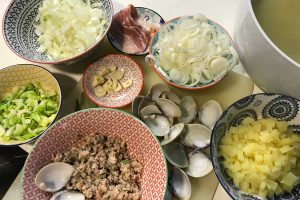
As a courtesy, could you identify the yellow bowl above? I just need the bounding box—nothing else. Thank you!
[0,64,62,145]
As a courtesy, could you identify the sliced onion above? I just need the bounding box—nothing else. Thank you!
[154,15,239,86]
[35,0,106,60]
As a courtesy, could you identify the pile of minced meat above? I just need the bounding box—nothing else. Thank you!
[53,135,143,200]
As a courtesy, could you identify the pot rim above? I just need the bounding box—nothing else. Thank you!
[248,0,300,68]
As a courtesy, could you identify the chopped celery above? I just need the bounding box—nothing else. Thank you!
[0,83,59,142]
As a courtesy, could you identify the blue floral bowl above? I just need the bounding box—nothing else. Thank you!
[211,93,300,200]
[2,0,113,65]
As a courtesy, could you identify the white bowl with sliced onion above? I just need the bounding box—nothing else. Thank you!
[148,15,239,90]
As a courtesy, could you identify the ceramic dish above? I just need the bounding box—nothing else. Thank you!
[107,6,165,56]
[22,108,167,200]
[148,16,236,90]
[2,0,113,65]
[0,64,62,146]
[211,93,300,200]
[82,54,144,108]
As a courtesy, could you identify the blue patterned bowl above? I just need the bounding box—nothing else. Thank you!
[148,16,236,90]
[211,93,300,200]
[107,7,165,56]
[2,0,113,65]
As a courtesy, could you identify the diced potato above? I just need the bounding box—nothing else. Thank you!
[280,172,298,186]
[276,120,288,133]
[220,117,300,198]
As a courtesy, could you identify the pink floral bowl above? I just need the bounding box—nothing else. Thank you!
[22,108,167,200]
[83,54,144,108]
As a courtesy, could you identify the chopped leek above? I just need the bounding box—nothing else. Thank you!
[0,83,59,142]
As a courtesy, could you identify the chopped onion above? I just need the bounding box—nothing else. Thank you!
[35,0,106,60]
[153,14,239,86]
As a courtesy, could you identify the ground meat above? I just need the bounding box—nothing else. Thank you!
[52,135,143,200]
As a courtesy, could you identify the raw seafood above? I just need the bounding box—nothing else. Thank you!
[53,135,143,200]
[109,4,153,54]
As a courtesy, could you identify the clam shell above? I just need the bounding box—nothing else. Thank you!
[181,124,211,149]
[198,100,222,129]
[149,84,170,101]
[138,98,155,118]
[140,105,162,120]
[169,167,191,200]
[155,98,182,118]
[161,123,185,146]
[186,151,213,178]
[161,91,181,105]
[144,115,170,136]
[35,162,74,193]
[163,142,188,168]
[179,96,197,123]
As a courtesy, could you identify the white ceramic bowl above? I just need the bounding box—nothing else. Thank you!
[234,0,300,99]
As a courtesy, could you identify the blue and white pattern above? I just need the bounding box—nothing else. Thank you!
[211,93,300,200]
[107,7,165,56]
[234,95,255,109]
[230,109,258,127]
[3,0,113,63]
[262,96,299,121]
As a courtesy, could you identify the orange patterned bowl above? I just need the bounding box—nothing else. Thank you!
[22,108,167,200]
[83,54,144,108]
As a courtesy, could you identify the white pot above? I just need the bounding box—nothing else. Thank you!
[234,0,300,98]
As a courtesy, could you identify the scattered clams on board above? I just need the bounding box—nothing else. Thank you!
[132,84,223,199]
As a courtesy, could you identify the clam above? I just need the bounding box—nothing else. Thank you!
[179,96,197,123]
[198,100,222,129]
[161,91,181,105]
[164,186,173,200]
[50,190,84,200]
[169,167,192,199]
[132,96,145,117]
[144,115,170,136]
[155,98,181,118]
[138,98,155,117]
[35,162,74,193]
[149,83,170,101]
[163,142,188,168]
[186,151,213,178]
[140,105,162,120]
[181,124,211,149]
[161,123,185,146]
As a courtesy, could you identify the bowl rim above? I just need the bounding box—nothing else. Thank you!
[82,54,144,108]
[21,107,168,199]
[210,92,300,200]
[148,15,235,90]
[107,6,165,56]
[247,0,300,69]
[0,63,62,146]
[2,0,114,65]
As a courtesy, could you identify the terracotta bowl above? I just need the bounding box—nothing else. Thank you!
[83,54,144,108]
[0,64,62,146]
[22,108,167,199]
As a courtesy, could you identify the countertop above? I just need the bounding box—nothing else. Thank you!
[0,0,252,199]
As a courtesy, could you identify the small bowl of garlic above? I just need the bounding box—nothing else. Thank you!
[83,54,144,108]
